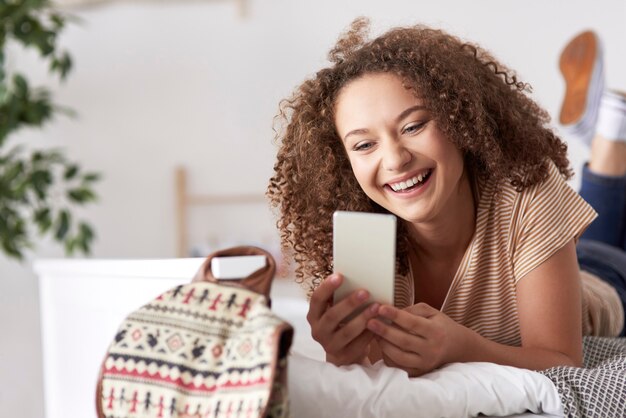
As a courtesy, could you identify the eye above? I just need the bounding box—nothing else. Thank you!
[402,121,427,135]
[353,141,374,152]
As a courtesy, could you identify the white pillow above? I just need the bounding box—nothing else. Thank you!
[288,354,564,418]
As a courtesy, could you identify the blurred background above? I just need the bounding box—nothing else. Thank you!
[1,0,625,416]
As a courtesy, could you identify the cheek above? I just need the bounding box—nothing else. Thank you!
[347,158,376,189]
[452,151,466,177]
[435,140,464,177]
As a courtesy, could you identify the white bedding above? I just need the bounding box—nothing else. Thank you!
[288,355,564,418]
[273,295,564,418]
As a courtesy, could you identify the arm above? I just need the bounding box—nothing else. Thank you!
[367,239,582,375]
[472,238,582,368]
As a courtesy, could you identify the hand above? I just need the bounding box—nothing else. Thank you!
[307,273,380,366]
[366,303,470,376]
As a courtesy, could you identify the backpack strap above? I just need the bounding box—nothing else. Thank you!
[192,245,276,298]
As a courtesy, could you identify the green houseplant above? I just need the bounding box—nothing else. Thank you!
[0,0,98,259]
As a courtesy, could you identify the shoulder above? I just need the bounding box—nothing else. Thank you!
[480,159,587,215]
[516,160,594,220]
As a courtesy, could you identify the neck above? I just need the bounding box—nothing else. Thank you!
[407,170,476,262]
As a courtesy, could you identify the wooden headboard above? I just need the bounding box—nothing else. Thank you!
[174,166,266,257]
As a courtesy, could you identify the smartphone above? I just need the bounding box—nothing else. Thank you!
[332,211,396,307]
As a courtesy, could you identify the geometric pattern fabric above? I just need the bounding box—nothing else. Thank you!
[97,280,293,418]
[541,336,626,418]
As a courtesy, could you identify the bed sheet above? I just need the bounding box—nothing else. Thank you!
[287,354,563,418]
[272,284,626,418]
[271,293,563,418]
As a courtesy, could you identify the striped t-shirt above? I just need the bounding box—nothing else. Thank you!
[394,161,623,346]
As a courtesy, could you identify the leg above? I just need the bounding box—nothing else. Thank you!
[560,32,626,335]
[559,31,626,246]
[576,240,626,337]
[579,161,626,248]
[579,94,626,248]
[588,135,626,176]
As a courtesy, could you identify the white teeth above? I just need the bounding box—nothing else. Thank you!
[389,170,430,192]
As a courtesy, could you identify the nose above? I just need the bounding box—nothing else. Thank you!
[381,139,412,171]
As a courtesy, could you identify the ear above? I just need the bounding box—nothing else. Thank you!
[192,246,276,297]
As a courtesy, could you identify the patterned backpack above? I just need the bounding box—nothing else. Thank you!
[96,246,294,418]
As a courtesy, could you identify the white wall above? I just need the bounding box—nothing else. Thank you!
[1,0,625,416]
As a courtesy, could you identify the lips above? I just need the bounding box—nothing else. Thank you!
[387,168,433,193]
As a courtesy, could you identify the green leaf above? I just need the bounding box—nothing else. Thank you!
[0,146,23,167]
[77,222,94,253]
[30,151,43,163]
[0,84,9,105]
[82,172,101,183]
[64,236,76,255]
[23,97,53,125]
[13,74,28,98]
[78,222,94,241]
[31,169,52,200]
[67,187,96,203]
[58,52,71,79]
[34,207,52,233]
[1,239,23,259]
[0,208,29,259]
[54,209,70,240]
[64,164,78,180]
[3,160,25,183]
[50,14,65,31]
[49,52,72,79]
[41,149,65,164]
[11,179,28,201]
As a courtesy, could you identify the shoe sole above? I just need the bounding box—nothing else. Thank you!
[559,31,598,125]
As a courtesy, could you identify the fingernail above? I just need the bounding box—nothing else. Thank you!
[356,290,368,301]
[379,306,392,316]
[330,274,341,285]
[369,303,380,314]
[367,320,381,333]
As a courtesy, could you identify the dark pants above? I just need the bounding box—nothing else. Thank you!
[577,164,626,336]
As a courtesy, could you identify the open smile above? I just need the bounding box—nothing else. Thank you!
[386,168,433,193]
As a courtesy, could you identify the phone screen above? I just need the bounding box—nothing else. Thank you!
[333,211,396,306]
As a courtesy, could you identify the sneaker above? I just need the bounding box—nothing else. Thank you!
[558,30,604,147]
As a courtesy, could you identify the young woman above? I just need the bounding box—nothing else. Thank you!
[267,19,625,376]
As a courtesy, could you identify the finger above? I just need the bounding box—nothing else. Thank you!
[376,305,433,337]
[318,288,371,336]
[341,330,376,364]
[366,318,428,351]
[307,274,343,323]
[326,303,380,353]
[403,302,438,318]
[378,338,424,371]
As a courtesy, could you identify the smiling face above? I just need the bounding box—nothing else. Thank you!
[334,72,470,226]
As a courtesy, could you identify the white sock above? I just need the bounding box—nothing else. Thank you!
[596,91,626,141]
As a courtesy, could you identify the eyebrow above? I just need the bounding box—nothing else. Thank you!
[342,105,426,142]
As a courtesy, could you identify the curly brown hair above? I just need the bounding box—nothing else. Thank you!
[267,18,571,294]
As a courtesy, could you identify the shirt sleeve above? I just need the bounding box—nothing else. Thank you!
[511,161,597,283]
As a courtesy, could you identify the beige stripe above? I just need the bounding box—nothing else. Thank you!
[398,160,609,345]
